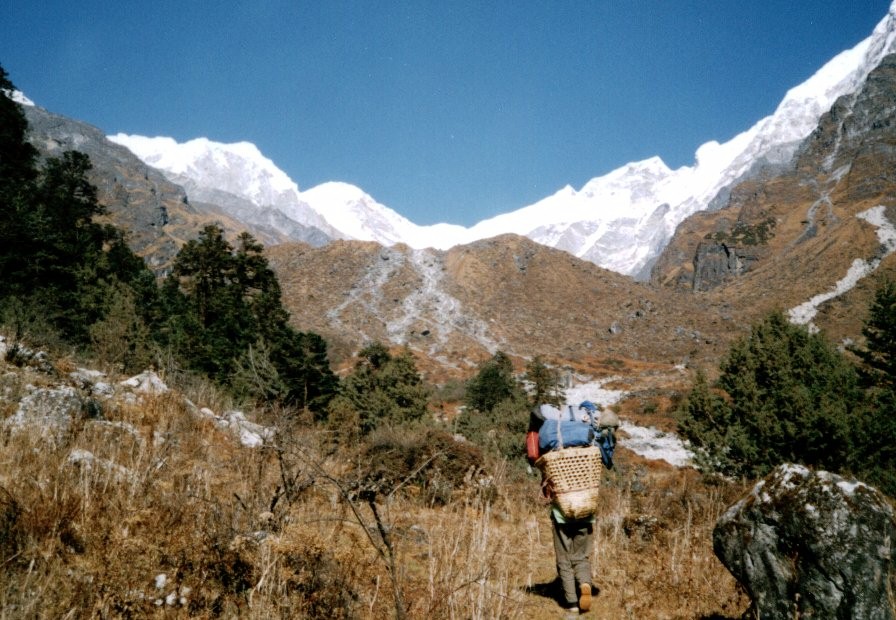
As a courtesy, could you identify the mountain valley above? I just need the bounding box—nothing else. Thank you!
[6,7,896,619]
[13,7,896,386]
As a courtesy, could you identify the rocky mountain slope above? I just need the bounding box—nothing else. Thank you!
[105,134,337,248]
[22,104,296,272]
[652,53,896,345]
[265,235,739,374]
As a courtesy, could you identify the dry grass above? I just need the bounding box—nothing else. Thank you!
[0,366,749,619]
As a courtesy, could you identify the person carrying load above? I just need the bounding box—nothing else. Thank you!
[526,399,619,615]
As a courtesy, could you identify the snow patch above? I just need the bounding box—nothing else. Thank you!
[789,206,896,329]
[10,90,34,106]
[618,422,694,468]
[564,378,626,411]
[563,378,694,467]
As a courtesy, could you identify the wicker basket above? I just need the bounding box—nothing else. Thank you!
[536,446,602,520]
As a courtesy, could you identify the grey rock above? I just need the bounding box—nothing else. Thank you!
[4,386,84,445]
[692,240,761,291]
[714,463,896,620]
[69,368,115,397]
[119,370,168,394]
[67,448,136,484]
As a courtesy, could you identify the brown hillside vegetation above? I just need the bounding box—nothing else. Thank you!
[0,353,749,619]
[653,54,896,348]
[266,236,743,375]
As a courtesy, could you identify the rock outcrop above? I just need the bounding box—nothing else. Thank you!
[691,240,763,291]
[714,463,896,620]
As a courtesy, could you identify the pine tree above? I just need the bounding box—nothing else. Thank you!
[162,224,337,412]
[456,350,529,462]
[523,355,564,407]
[676,311,861,478]
[273,330,339,414]
[0,77,158,346]
[340,342,429,434]
[164,224,250,379]
[0,66,37,190]
[850,278,896,495]
[0,67,38,299]
[854,279,896,389]
[464,350,521,413]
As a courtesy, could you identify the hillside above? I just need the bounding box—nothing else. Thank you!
[4,39,896,620]
[265,235,738,375]
[652,54,896,347]
[0,337,749,618]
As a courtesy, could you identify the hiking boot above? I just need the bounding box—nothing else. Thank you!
[578,583,592,612]
[563,606,580,619]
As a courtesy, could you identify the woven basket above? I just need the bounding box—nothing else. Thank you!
[536,446,602,520]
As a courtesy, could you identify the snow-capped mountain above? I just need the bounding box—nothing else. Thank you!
[109,1,896,279]
[108,134,471,249]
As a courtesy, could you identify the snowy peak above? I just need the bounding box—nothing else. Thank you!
[108,134,298,207]
[107,133,446,248]
[10,90,34,107]
[300,181,411,244]
[107,1,896,278]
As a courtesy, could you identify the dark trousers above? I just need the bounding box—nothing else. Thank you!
[551,516,593,606]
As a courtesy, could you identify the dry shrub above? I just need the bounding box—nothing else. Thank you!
[411,499,527,619]
[256,526,360,619]
[0,486,24,566]
[583,461,750,619]
[0,358,750,619]
[359,427,483,504]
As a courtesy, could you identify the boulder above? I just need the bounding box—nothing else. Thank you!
[691,240,762,291]
[119,370,168,395]
[3,386,84,446]
[714,463,896,620]
[192,403,275,448]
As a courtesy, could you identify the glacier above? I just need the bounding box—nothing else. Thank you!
[108,1,896,279]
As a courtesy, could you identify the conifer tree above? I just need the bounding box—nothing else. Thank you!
[339,342,429,433]
[456,350,529,461]
[524,355,564,407]
[0,68,38,299]
[464,350,522,413]
[676,311,861,478]
[854,279,896,389]
[849,278,896,495]
[0,72,158,346]
[162,224,337,412]
[0,66,37,189]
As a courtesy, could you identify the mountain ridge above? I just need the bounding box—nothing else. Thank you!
[14,5,896,377]
[106,1,896,279]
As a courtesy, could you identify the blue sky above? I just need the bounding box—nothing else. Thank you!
[3,1,891,226]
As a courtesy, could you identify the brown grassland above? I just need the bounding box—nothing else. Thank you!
[0,358,750,619]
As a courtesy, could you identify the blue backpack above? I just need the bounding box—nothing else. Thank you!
[537,404,595,452]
